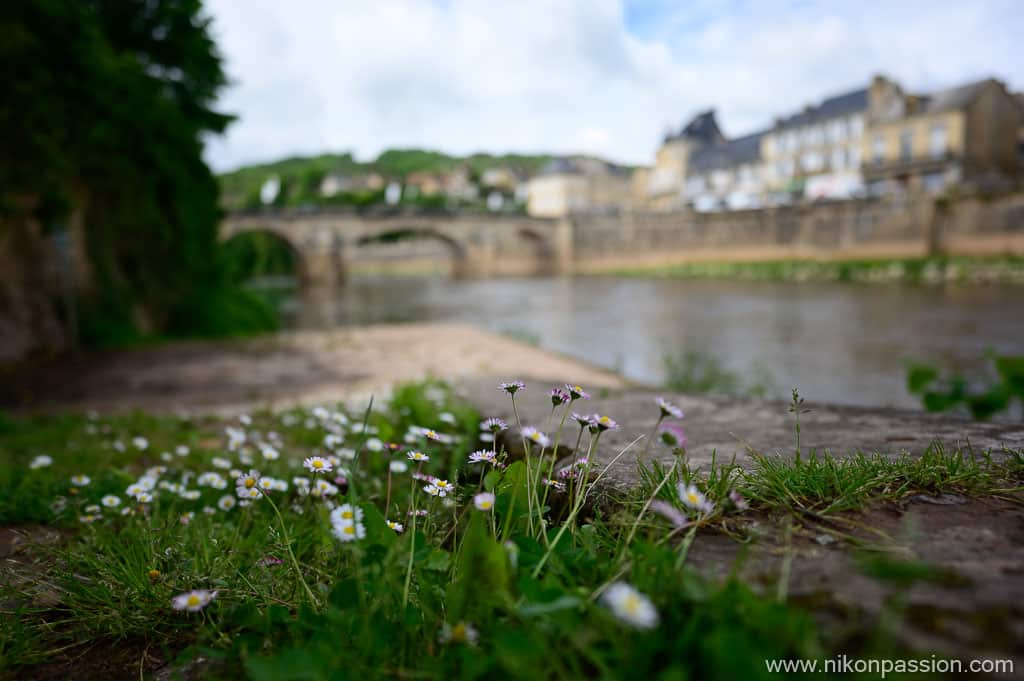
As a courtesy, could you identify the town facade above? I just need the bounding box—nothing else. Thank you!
[638,73,1023,213]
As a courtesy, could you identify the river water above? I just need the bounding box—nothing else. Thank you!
[278,276,1024,409]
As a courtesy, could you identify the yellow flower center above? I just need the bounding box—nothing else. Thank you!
[479,501,492,509]
[187,595,201,607]
[244,477,256,488]
[623,594,640,615]
[342,511,353,519]
[452,623,467,642]
[600,416,611,424]
[343,525,355,535]
[312,460,323,469]
[687,493,700,505]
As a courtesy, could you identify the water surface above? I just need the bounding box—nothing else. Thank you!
[278,276,1024,409]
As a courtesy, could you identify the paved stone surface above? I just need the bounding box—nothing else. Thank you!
[462,380,1024,488]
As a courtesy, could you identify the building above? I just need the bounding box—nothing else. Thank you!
[526,157,633,218]
[862,76,1023,195]
[646,111,724,210]
[761,87,867,201]
[685,130,766,211]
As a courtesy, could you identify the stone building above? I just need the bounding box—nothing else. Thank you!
[684,130,766,211]
[760,86,867,201]
[645,111,724,210]
[526,157,633,218]
[862,76,1024,195]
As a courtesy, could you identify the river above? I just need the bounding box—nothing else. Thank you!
[276,276,1024,409]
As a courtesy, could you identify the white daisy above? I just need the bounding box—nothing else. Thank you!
[217,495,237,511]
[303,456,332,474]
[29,455,53,469]
[101,495,121,508]
[172,589,217,612]
[387,520,404,533]
[331,521,366,542]
[473,492,496,511]
[602,582,659,629]
[71,475,91,486]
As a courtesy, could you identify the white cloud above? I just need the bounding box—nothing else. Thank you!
[203,0,1024,172]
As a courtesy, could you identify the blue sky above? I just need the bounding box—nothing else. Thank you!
[204,0,1024,172]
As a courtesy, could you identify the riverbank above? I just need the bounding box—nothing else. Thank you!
[0,323,628,415]
[602,254,1024,284]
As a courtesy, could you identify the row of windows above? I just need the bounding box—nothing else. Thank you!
[774,146,861,178]
[872,124,948,163]
[770,115,865,154]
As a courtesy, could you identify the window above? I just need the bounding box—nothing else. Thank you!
[899,130,913,161]
[831,147,846,170]
[872,135,886,164]
[929,124,947,158]
[849,115,864,137]
[801,151,823,171]
[849,145,861,168]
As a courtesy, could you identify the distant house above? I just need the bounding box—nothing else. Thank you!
[685,129,766,211]
[480,167,519,191]
[319,173,354,197]
[761,86,868,201]
[862,76,1023,195]
[647,111,725,210]
[526,157,633,218]
[405,171,443,197]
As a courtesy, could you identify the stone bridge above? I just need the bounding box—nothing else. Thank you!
[221,210,573,287]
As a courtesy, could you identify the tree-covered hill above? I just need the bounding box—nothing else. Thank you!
[218,149,556,210]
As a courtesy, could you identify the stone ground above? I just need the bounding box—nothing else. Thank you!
[3,328,1024,674]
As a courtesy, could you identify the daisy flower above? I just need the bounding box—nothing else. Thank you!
[217,495,237,511]
[407,451,429,462]
[235,469,261,493]
[423,484,443,497]
[499,380,526,395]
[439,621,479,646]
[602,582,659,629]
[175,445,190,457]
[180,489,201,500]
[473,492,496,511]
[658,422,687,449]
[542,478,567,492]
[225,427,246,451]
[239,413,252,426]
[331,504,364,525]
[565,384,591,401]
[439,412,457,425]
[303,456,333,474]
[132,436,149,451]
[589,415,619,432]
[481,417,508,433]
[366,438,384,452]
[239,487,263,500]
[135,491,154,503]
[292,476,311,488]
[729,490,749,511]
[29,455,53,469]
[389,460,409,474]
[467,450,497,465]
[172,589,217,612]
[101,495,121,508]
[332,521,366,542]
[84,504,101,514]
[260,446,280,461]
[571,412,592,427]
[549,388,570,406]
[79,514,99,523]
[407,508,429,517]
[521,427,551,448]
[656,397,684,419]
[387,520,405,533]
[677,483,714,514]
[649,500,688,529]
[71,475,91,487]
[421,429,442,442]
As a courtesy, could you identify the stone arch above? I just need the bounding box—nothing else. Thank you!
[517,227,558,275]
[352,226,472,278]
[220,225,309,285]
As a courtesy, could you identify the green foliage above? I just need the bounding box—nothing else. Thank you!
[6,382,1017,679]
[614,255,1024,285]
[907,354,1024,420]
[0,0,276,346]
[663,349,775,398]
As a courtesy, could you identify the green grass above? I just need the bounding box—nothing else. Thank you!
[608,255,1024,285]
[1,383,1020,679]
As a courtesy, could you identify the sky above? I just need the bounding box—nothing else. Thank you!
[203,0,1024,172]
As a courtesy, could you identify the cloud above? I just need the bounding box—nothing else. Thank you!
[203,0,1024,172]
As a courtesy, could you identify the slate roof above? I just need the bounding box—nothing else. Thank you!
[919,79,991,114]
[689,131,765,173]
[772,88,868,130]
[538,157,631,177]
[666,110,724,144]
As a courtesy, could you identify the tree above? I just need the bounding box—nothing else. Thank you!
[0,0,274,345]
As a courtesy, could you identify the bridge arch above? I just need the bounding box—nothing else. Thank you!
[352,226,475,278]
[221,226,306,285]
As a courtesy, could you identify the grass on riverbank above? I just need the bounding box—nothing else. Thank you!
[608,255,1024,285]
[1,382,1021,680]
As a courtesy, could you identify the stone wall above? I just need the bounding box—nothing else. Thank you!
[0,212,68,364]
[571,192,1024,270]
